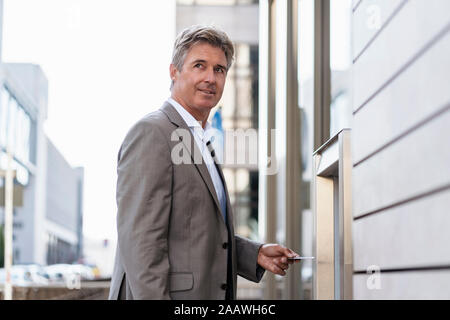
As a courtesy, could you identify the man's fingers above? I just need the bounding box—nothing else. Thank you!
[270,263,286,276]
[284,247,299,258]
[274,258,289,271]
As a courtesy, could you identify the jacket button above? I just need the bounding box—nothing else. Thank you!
[222,242,228,249]
[221,283,227,290]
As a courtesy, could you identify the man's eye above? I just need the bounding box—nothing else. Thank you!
[215,67,224,73]
[194,63,202,68]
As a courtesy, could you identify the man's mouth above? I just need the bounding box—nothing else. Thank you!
[198,89,216,95]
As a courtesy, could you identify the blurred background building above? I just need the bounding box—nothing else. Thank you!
[0,63,85,266]
[0,0,84,268]
[45,137,84,265]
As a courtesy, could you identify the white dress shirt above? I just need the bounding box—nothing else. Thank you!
[168,98,227,221]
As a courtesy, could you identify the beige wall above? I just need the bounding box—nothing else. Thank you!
[351,0,450,299]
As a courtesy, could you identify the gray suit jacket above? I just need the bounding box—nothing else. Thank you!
[108,101,265,300]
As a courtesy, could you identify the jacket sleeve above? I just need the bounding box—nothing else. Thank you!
[235,235,266,283]
[116,119,173,299]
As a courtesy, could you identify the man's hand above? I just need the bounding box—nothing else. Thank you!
[257,244,300,276]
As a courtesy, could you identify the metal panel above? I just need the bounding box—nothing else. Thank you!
[353,28,450,164]
[352,0,362,12]
[313,129,352,299]
[353,189,450,271]
[313,166,335,299]
[353,0,450,112]
[352,0,405,61]
[314,0,331,150]
[353,110,450,217]
[338,130,353,300]
[353,270,450,299]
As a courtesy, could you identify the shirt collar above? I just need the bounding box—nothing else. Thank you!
[168,97,203,129]
[168,97,214,142]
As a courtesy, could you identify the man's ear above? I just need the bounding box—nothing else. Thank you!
[170,64,178,81]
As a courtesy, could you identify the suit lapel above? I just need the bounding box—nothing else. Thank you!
[160,102,226,224]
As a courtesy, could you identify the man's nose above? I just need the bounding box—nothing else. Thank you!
[204,67,216,84]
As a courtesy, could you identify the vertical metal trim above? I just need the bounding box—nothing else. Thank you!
[312,163,335,300]
[259,0,278,300]
[314,0,331,151]
[339,129,353,299]
[313,129,352,300]
[285,0,301,300]
[333,176,341,299]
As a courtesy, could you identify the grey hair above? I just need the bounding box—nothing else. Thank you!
[170,25,235,89]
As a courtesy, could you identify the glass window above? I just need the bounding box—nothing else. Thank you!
[0,87,10,147]
[0,87,32,185]
[7,96,19,149]
[15,105,31,164]
[15,160,29,186]
[15,106,25,161]
[298,0,315,300]
[0,151,29,186]
[329,0,353,136]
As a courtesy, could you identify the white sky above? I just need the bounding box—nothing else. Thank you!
[2,0,176,241]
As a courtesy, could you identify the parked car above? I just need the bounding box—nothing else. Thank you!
[0,265,33,287]
[43,264,73,284]
[13,264,49,286]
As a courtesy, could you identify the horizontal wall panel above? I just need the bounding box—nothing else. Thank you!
[353,109,450,217]
[353,270,450,299]
[353,0,362,12]
[352,0,405,60]
[352,28,450,164]
[353,0,450,112]
[353,189,450,271]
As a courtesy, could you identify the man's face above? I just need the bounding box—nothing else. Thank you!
[170,42,228,119]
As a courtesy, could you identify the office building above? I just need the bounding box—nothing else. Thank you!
[0,62,84,266]
[258,0,450,299]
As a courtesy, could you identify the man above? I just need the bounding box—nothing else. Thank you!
[109,25,299,300]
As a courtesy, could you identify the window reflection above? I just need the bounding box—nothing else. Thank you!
[298,0,315,300]
[0,87,9,146]
[220,43,259,241]
[0,86,34,185]
[330,0,353,136]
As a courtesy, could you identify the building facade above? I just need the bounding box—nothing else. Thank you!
[46,137,84,265]
[0,0,84,267]
[0,62,49,265]
[0,63,84,266]
[259,0,450,299]
[351,0,450,299]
